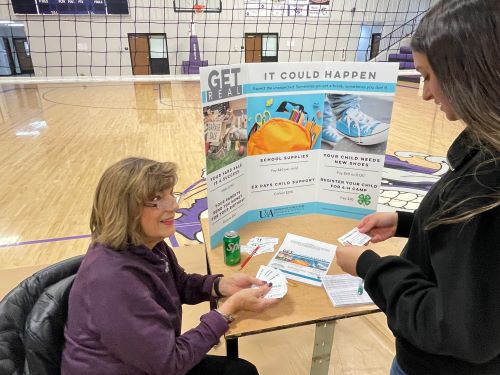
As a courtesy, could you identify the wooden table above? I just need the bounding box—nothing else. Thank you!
[203,214,401,375]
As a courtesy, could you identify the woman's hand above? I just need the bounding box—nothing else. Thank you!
[219,284,279,315]
[358,212,398,243]
[336,245,371,276]
[218,273,266,297]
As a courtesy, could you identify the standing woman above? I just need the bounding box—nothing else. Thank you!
[336,0,500,374]
[62,157,278,375]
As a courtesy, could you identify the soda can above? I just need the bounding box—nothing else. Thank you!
[223,230,241,266]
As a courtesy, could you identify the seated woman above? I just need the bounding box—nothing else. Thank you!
[62,157,278,375]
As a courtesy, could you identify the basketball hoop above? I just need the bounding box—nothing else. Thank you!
[191,3,205,35]
[193,4,205,13]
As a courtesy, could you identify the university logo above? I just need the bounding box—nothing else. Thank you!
[259,209,274,219]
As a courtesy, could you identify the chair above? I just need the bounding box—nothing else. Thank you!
[0,256,83,375]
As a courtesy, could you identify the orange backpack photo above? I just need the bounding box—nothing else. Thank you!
[247,101,322,155]
[247,117,313,155]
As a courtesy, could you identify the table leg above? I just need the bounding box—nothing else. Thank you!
[310,321,335,375]
[226,337,239,359]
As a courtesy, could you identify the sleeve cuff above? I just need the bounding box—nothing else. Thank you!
[395,211,414,237]
[356,249,381,279]
[202,273,224,297]
[200,310,229,338]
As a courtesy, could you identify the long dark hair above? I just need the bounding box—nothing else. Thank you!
[411,0,500,228]
[411,0,499,150]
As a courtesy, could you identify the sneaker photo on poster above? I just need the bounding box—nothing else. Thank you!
[321,94,393,152]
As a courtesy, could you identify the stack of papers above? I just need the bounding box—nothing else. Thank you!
[255,265,287,299]
[338,228,371,246]
[321,274,374,307]
[241,236,279,255]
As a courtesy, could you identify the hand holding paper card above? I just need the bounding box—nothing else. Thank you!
[338,228,371,246]
[255,265,288,299]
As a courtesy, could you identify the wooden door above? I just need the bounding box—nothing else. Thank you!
[128,34,150,75]
[369,33,382,60]
[2,38,16,75]
[13,38,34,73]
[245,34,262,63]
[149,35,170,75]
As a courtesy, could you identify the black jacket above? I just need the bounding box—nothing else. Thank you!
[0,256,82,375]
[358,131,500,375]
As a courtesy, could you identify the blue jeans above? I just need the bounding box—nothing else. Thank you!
[390,358,408,375]
[323,94,360,130]
[325,94,361,117]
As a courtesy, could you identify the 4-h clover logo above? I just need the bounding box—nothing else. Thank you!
[358,194,371,206]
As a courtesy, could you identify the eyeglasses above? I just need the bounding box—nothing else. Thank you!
[144,192,185,211]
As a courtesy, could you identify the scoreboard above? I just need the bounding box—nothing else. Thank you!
[12,0,129,15]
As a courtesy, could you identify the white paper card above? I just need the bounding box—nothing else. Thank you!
[255,265,288,299]
[241,236,279,255]
[338,228,371,246]
[321,274,374,307]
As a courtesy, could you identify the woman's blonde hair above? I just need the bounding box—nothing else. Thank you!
[90,157,178,250]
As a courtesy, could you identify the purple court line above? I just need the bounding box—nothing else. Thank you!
[175,221,200,227]
[0,220,201,249]
[0,234,91,248]
[183,178,205,194]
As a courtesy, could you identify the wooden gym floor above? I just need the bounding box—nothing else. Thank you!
[0,80,463,374]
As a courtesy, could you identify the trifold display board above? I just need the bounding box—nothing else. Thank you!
[201,61,399,248]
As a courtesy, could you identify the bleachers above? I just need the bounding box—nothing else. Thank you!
[390,46,419,83]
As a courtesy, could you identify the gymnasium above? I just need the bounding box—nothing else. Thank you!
[0,1,466,374]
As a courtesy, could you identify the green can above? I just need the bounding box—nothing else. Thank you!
[223,230,241,266]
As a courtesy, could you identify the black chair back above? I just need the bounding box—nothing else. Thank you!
[0,255,83,375]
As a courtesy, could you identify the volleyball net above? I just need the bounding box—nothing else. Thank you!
[0,0,431,81]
